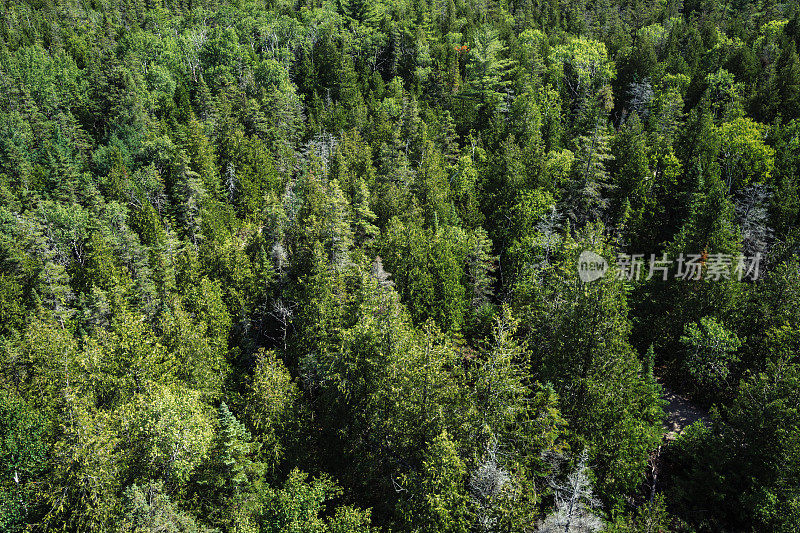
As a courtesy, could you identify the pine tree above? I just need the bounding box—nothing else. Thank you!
[465,228,496,318]
[611,113,651,229]
[464,26,516,123]
[775,46,800,120]
[216,403,262,490]
[562,122,615,225]
[198,403,264,529]
[473,307,528,437]
[403,430,472,533]
[338,0,381,25]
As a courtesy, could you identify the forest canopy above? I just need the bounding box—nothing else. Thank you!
[1,0,800,531]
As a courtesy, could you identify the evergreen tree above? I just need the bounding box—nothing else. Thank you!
[195,403,264,529]
[775,46,800,120]
[562,122,615,225]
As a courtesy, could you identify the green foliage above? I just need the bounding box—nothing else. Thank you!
[382,218,469,330]
[120,386,215,486]
[0,391,46,533]
[0,1,797,532]
[472,306,529,440]
[680,316,742,400]
[258,469,376,533]
[704,69,744,122]
[515,224,664,504]
[563,123,615,224]
[463,26,515,120]
[607,493,672,533]
[669,360,800,531]
[119,481,216,533]
[400,430,472,533]
[243,349,299,468]
[717,117,775,194]
[193,402,264,529]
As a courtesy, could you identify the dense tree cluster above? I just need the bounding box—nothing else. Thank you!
[1,0,799,531]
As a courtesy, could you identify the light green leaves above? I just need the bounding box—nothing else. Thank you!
[681,316,742,397]
[717,118,775,193]
[549,37,615,99]
[120,386,214,485]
